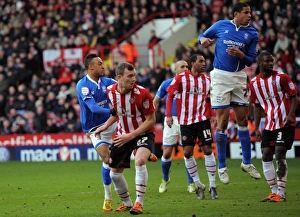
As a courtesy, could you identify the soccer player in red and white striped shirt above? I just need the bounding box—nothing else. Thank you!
[249,51,298,202]
[94,62,156,214]
[166,54,218,200]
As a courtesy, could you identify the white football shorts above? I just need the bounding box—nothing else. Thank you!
[87,122,117,149]
[163,116,181,147]
[210,68,249,108]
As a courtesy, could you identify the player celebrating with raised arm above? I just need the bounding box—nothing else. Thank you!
[249,51,298,202]
[198,2,261,184]
[166,54,218,200]
[76,54,117,212]
[94,62,156,214]
[153,60,196,193]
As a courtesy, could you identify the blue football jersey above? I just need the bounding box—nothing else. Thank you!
[156,78,177,116]
[198,20,258,72]
[76,75,117,132]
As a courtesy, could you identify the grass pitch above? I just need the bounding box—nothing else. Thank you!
[1,159,300,217]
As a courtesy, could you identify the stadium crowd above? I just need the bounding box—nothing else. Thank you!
[0,0,300,135]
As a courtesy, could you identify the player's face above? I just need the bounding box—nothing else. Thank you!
[91,57,105,77]
[175,61,188,74]
[119,68,136,91]
[236,7,251,26]
[193,56,206,73]
[260,55,274,75]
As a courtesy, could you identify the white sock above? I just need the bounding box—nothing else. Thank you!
[262,161,277,194]
[277,160,288,197]
[135,165,148,206]
[102,163,112,199]
[184,156,202,187]
[204,153,216,188]
[110,171,133,207]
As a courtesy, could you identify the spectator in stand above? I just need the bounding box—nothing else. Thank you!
[0,93,6,117]
[0,74,9,94]
[175,42,187,61]
[45,112,61,133]
[151,64,166,88]
[148,30,162,49]
[273,31,290,55]
[120,36,139,65]
[0,118,12,135]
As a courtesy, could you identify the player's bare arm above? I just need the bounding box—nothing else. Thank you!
[166,117,173,128]
[95,115,118,138]
[253,104,262,141]
[113,113,156,147]
[153,96,160,111]
[284,95,298,126]
[199,37,213,48]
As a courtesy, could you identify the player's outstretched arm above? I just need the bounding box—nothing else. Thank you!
[95,115,117,138]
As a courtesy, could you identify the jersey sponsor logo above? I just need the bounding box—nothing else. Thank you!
[143,100,150,109]
[223,40,245,48]
[288,81,295,90]
[97,99,108,107]
[82,86,89,95]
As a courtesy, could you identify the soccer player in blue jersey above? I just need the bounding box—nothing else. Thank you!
[198,2,261,184]
[154,60,196,193]
[76,54,117,212]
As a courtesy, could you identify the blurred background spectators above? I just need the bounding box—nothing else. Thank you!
[0,0,299,135]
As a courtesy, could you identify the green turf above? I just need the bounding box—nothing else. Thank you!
[1,159,300,217]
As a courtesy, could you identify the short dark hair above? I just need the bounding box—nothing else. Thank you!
[84,53,98,69]
[232,2,250,16]
[189,54,202,68]
[115,62,135,76]
[257,50,272,63]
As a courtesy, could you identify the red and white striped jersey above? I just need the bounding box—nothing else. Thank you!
[107,83,155,134]
[166,70,212,125]
[249,70,298,130]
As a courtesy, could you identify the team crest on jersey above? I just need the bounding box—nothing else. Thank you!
[102,86,106,92]
[129,98,135,104]
[143,100,150,109]
[288,81,295,90]
[133,87,140,94]
[244,33,248,40]
[81,86,89,95]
